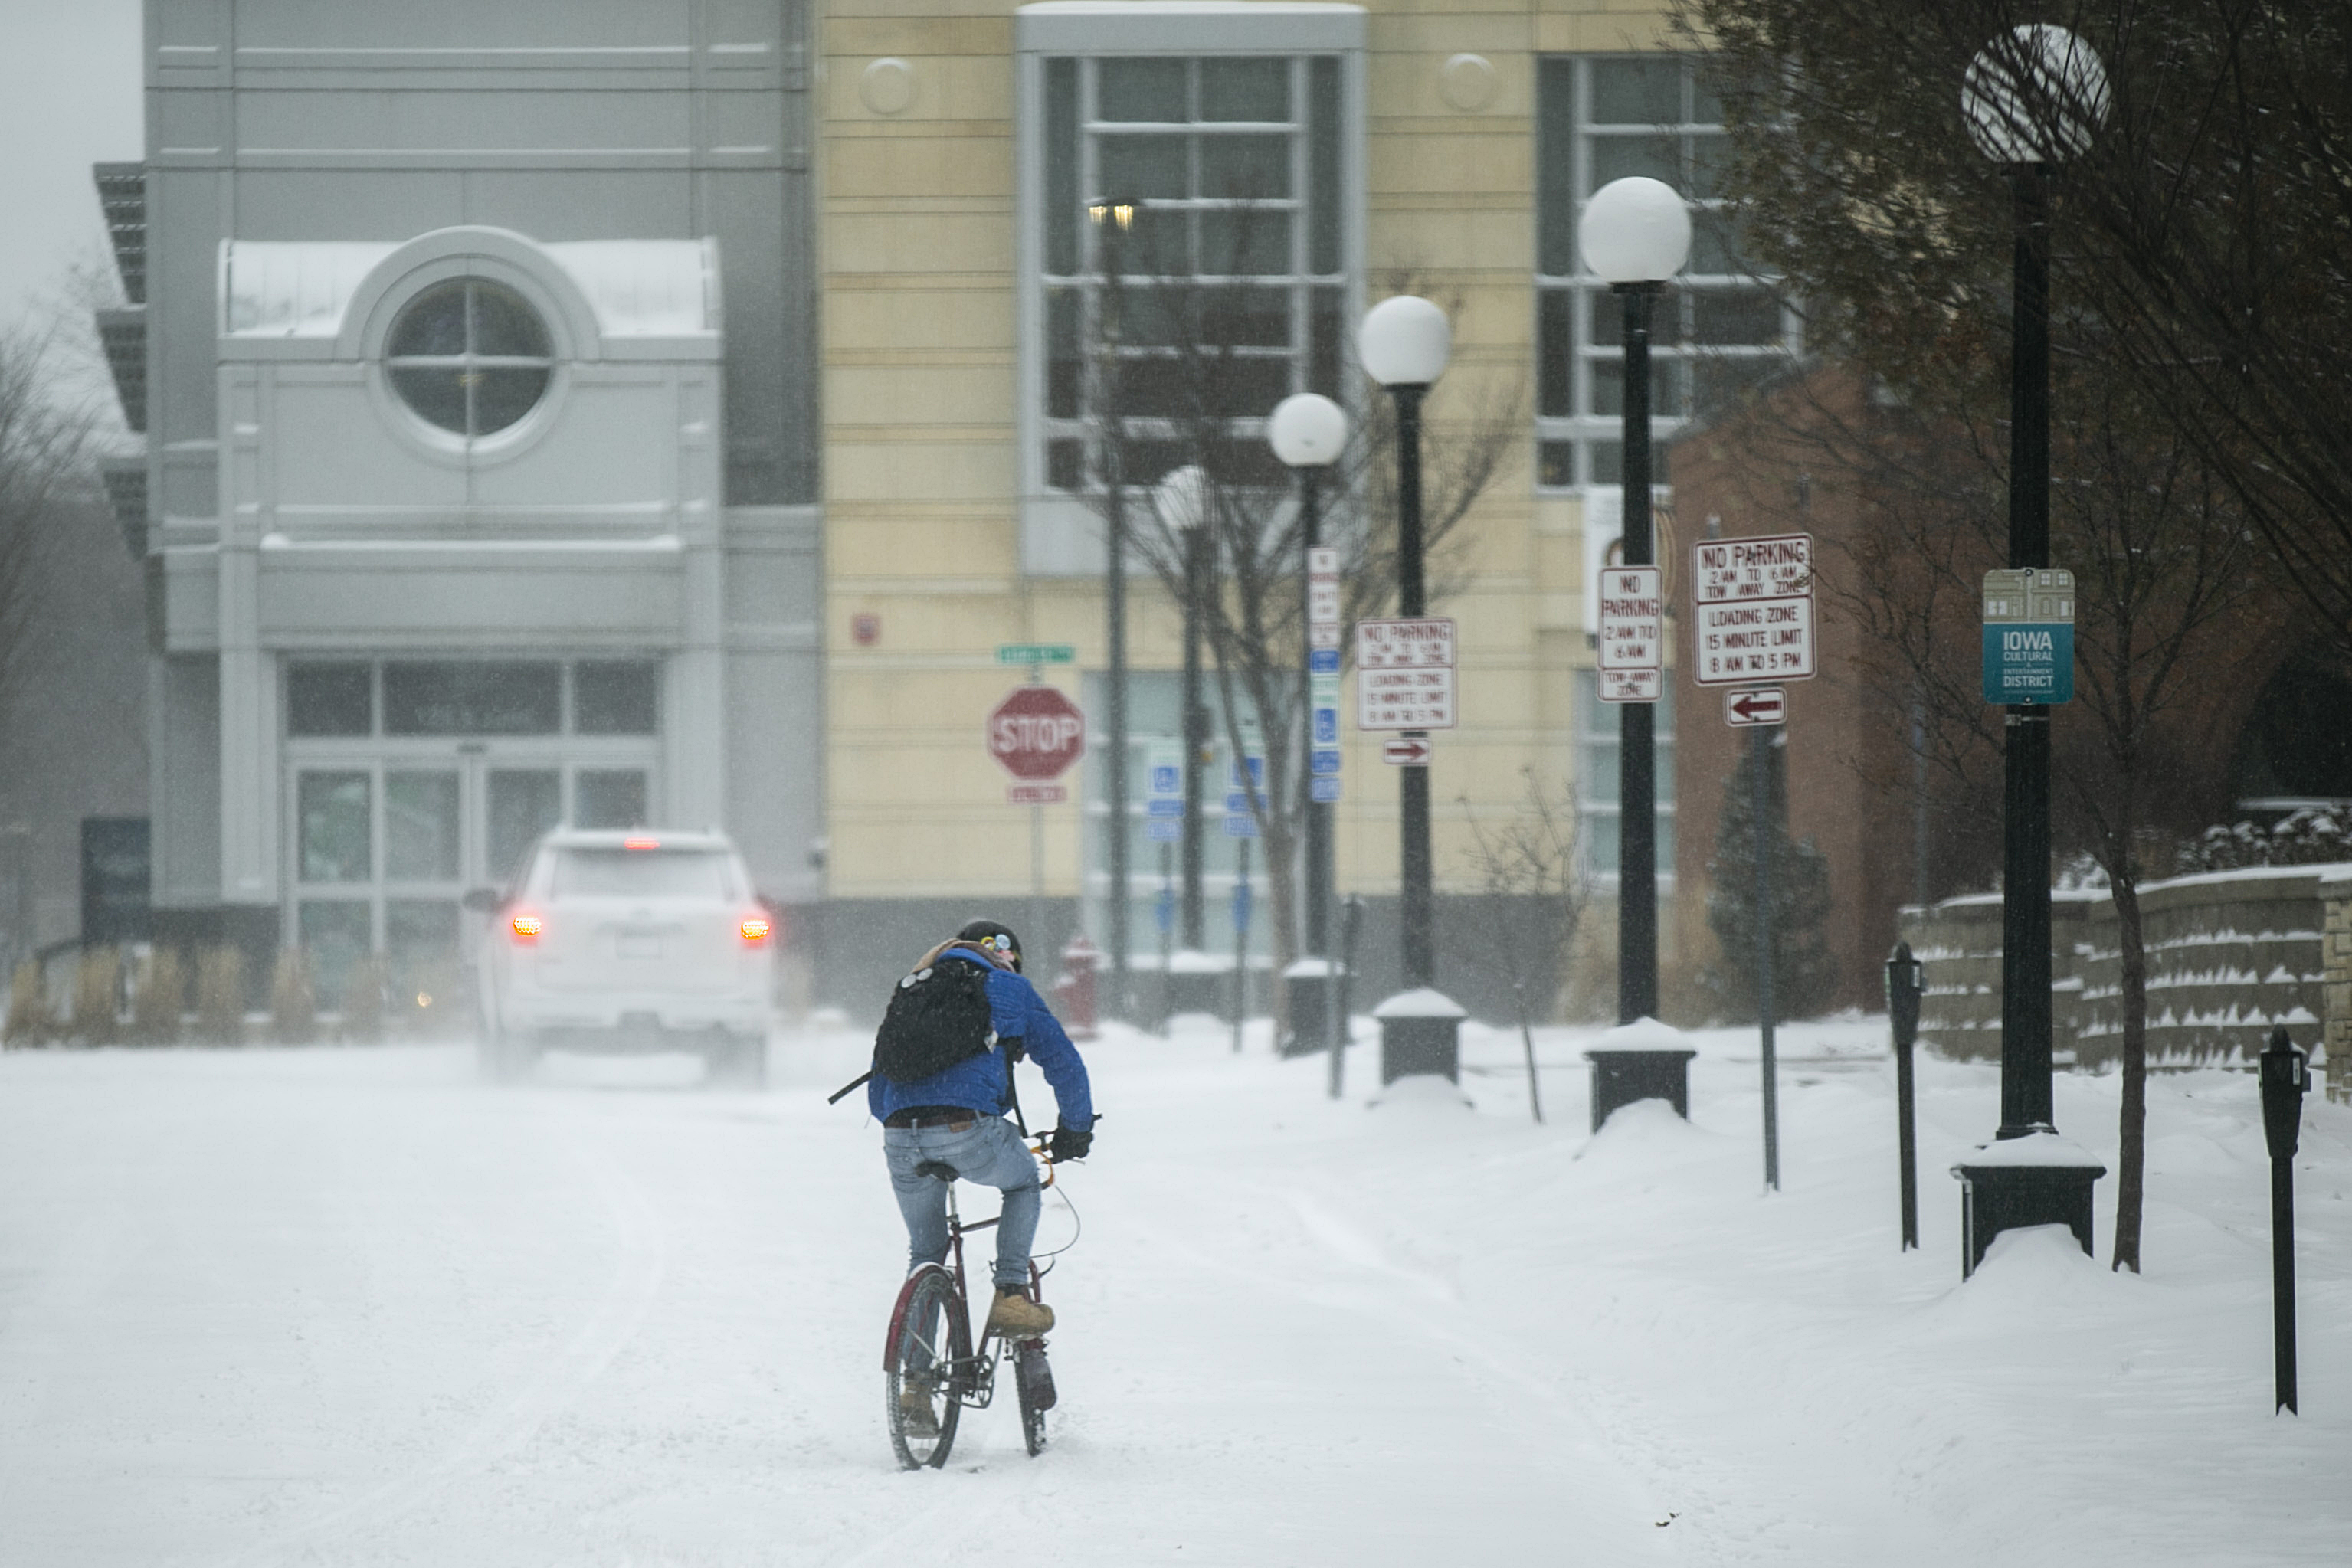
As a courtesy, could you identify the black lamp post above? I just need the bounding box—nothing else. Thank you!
[1155,465,1212,959]
[1947,25,2112,1276]
[1269,391,1349,1058]
[1359,296,1465,1083]
[1087,197,1136,1016]
[1577,175,1691,1026]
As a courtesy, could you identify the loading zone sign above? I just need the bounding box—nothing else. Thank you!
[1355,618,1456,732]
[1982,568,2075,704]
[1692,533,1816,686]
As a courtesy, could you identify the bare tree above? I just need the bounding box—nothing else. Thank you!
[1456,772,1586,1122]
[0,322,105,714]
[1075,201,1522,996]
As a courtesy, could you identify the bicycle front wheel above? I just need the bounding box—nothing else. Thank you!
[886,1267,967,1470]
[1014,1340,1053,1457]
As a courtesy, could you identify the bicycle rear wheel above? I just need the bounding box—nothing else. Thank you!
[886,1267,967,1469]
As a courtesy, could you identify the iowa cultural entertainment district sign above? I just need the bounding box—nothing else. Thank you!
[1980,568,2075,704]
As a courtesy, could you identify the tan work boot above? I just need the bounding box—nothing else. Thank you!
[898,1383,940,1438]
[986,1288,1055,1338]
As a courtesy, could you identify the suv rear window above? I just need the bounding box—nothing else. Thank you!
[550,848,738,900]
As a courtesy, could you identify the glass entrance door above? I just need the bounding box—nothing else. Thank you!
[288,749,657,1010]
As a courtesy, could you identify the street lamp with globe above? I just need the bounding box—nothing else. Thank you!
[1153,463,1214,976]
[1358,296,1467,1082]
[1577,175,1691,1026]
[1268,391,1348,1066]
[1949,25,2114,1275]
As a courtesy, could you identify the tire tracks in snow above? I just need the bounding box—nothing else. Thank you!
[234,1118,670,1567]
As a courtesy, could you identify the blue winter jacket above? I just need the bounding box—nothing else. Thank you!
[867,949,1096,1128]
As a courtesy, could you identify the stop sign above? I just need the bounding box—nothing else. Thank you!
[988,686,1086,781]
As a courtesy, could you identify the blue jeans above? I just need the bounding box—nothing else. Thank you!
[883,1115,1041,1291]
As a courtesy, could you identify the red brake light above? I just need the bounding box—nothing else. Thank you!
[739,916,773,943]
[510,912,545,941]
[624,836,660,851]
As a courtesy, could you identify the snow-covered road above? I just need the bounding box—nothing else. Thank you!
[2,1018,2345,1565]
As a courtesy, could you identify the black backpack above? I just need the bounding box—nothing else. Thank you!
[871,960,999,1083]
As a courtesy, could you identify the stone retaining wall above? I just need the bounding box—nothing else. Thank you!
[1902,866,2345,1098]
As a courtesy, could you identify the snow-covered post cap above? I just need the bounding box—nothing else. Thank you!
[1166,948,1230,975]
[1949,1130,2108,1175]
[1371,988,1467,1020]
[1587,1016,1695,1054]
[1282,957,1344,980]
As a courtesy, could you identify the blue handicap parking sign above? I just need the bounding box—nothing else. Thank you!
[1311,747,1341,775]
[1310,776,1341,804]
[1309,648,1340,674]
[1149,764,1179,794]
[1312,707,1338,745]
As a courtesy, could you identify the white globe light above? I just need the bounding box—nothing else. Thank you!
[1266,392,1348,468]
[1153,463,1210,533]
[1358,296,1451,388]
[1964,25,2109,164]
[1578,177,1692,284]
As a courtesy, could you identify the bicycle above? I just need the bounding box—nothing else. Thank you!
[883,1133,1061,1468]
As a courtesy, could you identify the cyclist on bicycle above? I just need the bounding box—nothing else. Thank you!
[871,919,1095,1340]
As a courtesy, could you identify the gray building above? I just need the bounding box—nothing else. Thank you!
[97,0,821,1006]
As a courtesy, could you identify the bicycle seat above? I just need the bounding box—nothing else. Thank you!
[912,1160,959,1183]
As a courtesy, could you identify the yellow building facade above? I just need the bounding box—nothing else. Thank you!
[815,0,1735,1013]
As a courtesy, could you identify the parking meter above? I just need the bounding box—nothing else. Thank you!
[2260,1025,2308,1163]
[1886,941,1926,1250]
[2259,1024,2308,1414]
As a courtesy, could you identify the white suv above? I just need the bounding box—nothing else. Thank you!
[471,828,775,1086]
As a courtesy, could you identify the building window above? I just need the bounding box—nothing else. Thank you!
[1535,55,1797,490]
[384,279,553,439]
[1574,669,1675,885]
[1038,52,1349,492]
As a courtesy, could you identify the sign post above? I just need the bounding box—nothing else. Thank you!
[988,683,1086,947]
[1695,532,1818,1193]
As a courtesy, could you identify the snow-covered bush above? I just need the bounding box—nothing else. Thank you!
[2173,808,2352,872]
[70,949,120,1046]
[269,949,315,1045]
[195,947,244,1046]
[4,961,51,1045]
[132,948,186,1045]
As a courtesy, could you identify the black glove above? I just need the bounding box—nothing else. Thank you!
[1048,1123,1094,1162]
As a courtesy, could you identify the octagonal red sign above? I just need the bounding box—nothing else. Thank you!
[988,686,1086,781]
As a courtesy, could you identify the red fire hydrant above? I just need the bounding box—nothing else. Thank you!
[1052,934,1100,1040]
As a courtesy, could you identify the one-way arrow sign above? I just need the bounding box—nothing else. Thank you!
[1725,686,1787,727]
[1381,736,1433,767]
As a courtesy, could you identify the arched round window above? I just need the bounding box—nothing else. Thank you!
[384,279,554,438]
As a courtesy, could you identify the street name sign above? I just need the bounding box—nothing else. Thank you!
[1981,567,2075,705]
[1692,533,1816,686]
[995,643,1075,665]
[1007,784,1068,804]
[1355,617,1456,731]
[1724,686,1787,727]
[1597,564,1664,704]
